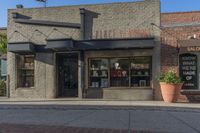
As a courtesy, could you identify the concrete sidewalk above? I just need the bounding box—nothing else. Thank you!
[0,97,199,109]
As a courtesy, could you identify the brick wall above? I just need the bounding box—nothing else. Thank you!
[161,12,200,73]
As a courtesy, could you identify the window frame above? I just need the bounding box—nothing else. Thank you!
[88,56,152,89]
[16,54,35,88]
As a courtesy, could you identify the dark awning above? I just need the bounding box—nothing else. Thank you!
[8,38,155,53]
[179,39,200,53]
[46,38,74,51]
[8,42,36,54]
[74,38,155,50]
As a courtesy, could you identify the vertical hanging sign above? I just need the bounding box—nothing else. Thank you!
[179,54,197,89]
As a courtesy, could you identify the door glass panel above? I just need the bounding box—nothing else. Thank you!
[58,53,78,97]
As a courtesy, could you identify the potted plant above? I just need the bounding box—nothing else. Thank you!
[159,70,183,103]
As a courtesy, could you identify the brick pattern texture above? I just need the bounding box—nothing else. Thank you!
[161,11,200,72]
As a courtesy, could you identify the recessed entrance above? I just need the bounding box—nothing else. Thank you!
[57,53,78,97]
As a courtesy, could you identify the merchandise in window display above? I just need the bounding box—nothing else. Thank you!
[101,78,108,88]
[89,59,109,88]
[90,57,151,88]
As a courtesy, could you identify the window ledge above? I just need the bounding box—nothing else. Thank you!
[103,87,152,90]
[16,87,35,90]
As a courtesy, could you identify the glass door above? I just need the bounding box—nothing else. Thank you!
[57,53,78,97]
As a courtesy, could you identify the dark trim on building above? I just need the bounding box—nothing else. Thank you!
[74,38,155,50]
[80,8,86,40]
[8,37,155,53]
[46,38,74,50]
[14,18,81,28]
[8,42,36,53]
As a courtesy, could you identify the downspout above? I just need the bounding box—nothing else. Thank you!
[79,8,86,98]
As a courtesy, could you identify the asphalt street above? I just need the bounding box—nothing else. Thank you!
[0,104,199,133]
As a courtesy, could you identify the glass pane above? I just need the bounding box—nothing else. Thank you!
[89,59,109,88]
[17,55,35,88]
[131,56,151,87]
[110,58,129,87]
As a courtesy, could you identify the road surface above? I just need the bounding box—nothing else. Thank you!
[0,104,199,133]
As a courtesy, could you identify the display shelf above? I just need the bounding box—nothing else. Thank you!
[90,76,108,78]
[131,75,150,77]
[19,68,34,70]
[90,69,108,71]
[22,74,34,76]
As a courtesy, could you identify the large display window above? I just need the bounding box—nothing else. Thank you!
[89,56,152,88]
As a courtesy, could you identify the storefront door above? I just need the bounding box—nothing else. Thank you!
[57,53,78,97]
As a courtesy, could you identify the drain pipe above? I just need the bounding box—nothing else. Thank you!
[79,8,86,98]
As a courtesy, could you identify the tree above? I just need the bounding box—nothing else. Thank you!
[0,33,7,54]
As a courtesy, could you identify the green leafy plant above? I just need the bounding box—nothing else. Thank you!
[0,79,6,96]
[158,70,183,84]
[0,33,7,54]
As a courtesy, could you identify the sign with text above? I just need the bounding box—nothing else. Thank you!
[93,29,152,39]
[179,54,197,89]
[187,46,200,52]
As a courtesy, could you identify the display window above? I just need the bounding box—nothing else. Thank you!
[89,59,109,88]
[89,56,152,88]
[17,55,35,88]
[110,58,129,87]
[130,57,151,87]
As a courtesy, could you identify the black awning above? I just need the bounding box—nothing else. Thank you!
[74,38,155,50]
[8,42,36,53]
[46,38,74,50]
[8,38,155,53]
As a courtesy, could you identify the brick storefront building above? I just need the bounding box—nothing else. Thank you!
[7,0,161,100]
[161,11,200,101]
[5,0,200,101]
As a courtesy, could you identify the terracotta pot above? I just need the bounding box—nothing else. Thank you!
[160,83,183,103]
[174,83,183,102]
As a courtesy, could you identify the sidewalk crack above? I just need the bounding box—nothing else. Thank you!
[168,112,200,133]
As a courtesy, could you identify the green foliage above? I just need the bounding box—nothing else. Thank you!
[158,70,183,84]
[0,33,7,54]
[0,79,6,96]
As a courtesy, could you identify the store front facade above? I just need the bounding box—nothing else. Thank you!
[7,0,161,100]
[161,11,200,102]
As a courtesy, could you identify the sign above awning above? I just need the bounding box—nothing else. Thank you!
[179,39,200,53]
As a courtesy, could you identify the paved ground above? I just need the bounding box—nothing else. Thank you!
[0,102,199,133]
[0,98,199,108]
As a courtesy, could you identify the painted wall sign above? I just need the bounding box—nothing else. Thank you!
[93,29,152,39]
[179,54,197,90]
[187,46,200,52]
